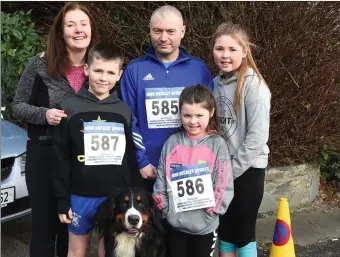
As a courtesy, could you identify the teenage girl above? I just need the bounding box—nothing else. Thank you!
[212,22,271,257]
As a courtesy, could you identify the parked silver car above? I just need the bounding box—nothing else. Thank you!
[1,118,31,223]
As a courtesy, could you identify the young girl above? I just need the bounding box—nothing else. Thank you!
[153,85,234,257]
[212,22,271,257]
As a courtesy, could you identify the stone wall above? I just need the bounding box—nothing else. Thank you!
[259,163,320,213]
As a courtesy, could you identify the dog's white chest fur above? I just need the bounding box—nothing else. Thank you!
[114,233,143,257]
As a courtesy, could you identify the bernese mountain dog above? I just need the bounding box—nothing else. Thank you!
[94,187,166,257]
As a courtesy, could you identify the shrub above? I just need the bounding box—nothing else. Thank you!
[88,2,340,166]
[1,10,46,124]
[320,146,340,182]
[1,61,22,123]
[1,10,46,74]
[3,2,340,166]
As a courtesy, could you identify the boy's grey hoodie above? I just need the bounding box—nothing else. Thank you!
[213,68,271,178]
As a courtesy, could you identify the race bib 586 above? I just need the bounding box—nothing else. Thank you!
[170,163,215,212]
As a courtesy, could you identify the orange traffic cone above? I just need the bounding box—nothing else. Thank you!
[269,198,296,257]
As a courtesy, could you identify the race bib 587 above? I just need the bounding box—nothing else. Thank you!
[83,121,126,165]
[145,87,184,129]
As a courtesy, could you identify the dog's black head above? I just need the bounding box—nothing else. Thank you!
[94,187,164,237]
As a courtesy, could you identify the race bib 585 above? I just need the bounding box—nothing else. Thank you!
[145,87,184,129]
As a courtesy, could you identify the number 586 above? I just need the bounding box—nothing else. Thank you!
[177,178,204,197]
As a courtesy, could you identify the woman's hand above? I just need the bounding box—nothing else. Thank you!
[46,108,67,125]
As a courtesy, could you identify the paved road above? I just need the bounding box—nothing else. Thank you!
[2,215,340,257]
[258,239,340,257]
[257,206,340,257]
[1,216,99,257]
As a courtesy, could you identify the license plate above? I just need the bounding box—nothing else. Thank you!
[1,187,15,207]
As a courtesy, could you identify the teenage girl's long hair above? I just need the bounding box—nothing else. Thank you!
[179,85,220,133]
[212,22,268,113]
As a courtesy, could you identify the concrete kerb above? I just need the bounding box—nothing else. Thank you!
[259,162,320,213]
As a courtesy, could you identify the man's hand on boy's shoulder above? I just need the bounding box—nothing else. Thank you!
[139,164,157,180]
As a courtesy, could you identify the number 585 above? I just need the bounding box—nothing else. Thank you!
[152,100,178,116]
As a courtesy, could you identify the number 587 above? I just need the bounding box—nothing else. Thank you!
[91,135,119,151]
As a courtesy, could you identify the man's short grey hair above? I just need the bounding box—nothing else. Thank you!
[150,5,183,25]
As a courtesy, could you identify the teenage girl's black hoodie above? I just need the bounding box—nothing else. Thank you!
[53,87,140,214]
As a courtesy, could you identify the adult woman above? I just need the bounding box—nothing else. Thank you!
[12,3,99,256]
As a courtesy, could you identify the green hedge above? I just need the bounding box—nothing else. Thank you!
[1,10,46,123]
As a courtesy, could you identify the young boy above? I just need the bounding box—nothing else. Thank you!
[53,42,141,257]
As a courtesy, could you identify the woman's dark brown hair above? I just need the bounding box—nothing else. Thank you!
[179,84,220,133]
[47,2,100,78]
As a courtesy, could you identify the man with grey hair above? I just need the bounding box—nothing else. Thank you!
[120,5,214,192]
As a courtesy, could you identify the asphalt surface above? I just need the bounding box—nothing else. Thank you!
[294,239,340,257]
[1,215,99,257]
[1,215,340,257]
[257,206,340,257]
[258,239,340,257]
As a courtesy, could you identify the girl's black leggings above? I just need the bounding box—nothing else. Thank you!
[218,167,265,247]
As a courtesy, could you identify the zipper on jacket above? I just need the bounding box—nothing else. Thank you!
[149,57,170,79]
[147,49,190,80]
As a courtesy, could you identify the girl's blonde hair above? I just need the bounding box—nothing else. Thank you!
[212,22,266,113]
